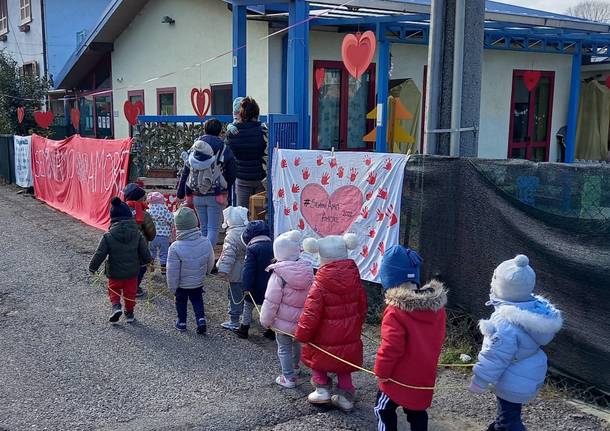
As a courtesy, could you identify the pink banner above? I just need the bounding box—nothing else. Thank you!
[32,134,132,230]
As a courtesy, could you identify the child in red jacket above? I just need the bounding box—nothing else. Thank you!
[374,246,447,431]
[296,233,367,412]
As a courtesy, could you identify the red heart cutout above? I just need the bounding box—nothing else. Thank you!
[605,76,610,89]
[70,108,80,131]
[34,111,54,129]
[124,100,144,126]
[341,31,376,79]
[300,183,363,236]
[17,107,24,124]
[523,71,541,92]
[315,67,325,90]
[191,88,211,120]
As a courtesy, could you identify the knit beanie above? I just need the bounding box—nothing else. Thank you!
[174,207,199,231]
[109,196,133,222]
[380,245,423,290]
[232,97,244,115]
[222,206,249,229]
[303,233,359,266]
[491,254,536,302]
[274,230,302,262]
[147,191,166,205]
[123,183,146,202]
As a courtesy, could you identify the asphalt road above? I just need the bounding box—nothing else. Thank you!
[0,185,607,431]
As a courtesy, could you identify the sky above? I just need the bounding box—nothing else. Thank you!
[503,0,582,14]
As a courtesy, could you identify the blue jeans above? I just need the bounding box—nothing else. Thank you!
[228,282,244,323]
[488,397,525,431]
[193,195,223,246]
[137,265,147,288]
[149,236,169,266]
[276,333,301,379]
[175,287,206,324]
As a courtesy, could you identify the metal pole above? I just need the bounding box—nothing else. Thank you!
[375,23,389,153]
[565,44,582,163]
[232,4,247,101]
[424,0,444,155]
[450,0,465,157]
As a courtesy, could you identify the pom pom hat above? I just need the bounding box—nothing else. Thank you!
[491,254,536,302]
[109,196,133,222]
[273,230,303,262]
[222,206,249,229]
[380,245,423,290]
[303,233,358,266]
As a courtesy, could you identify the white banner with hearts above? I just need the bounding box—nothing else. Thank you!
[14,135,33,188]
[272,148,408,282]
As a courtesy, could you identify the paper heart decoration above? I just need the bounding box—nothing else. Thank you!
[70,108,80,131]
[300,184,363,237]
[523,71,541,92]
[191,88,211,120]
[124,100,144,126]
[17,107,24,124]
[315,67,325,91]
[341,31,376,79]
[606,76,610,89]
[34,111,54,129]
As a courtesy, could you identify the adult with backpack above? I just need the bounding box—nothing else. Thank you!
[226,97,268,209]
[177,119,236,247]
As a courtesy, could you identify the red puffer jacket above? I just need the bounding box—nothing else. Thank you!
[374,280,447,410]
[295,259,367,373]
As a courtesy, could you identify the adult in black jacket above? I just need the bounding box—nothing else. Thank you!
[226,97,267,209]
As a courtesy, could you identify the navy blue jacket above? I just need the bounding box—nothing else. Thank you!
[241,221,273,305]
[226,122,267,181]
[177,135,237,200]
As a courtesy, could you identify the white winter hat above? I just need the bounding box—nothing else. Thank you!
[191,139,214,156]
[303,233,359,266]
[222,206,249,229]
[491,254,536,302]
[273,230,302,262]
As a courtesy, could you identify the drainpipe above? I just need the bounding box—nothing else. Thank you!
[424,0,444,155]
[449,0,465,157]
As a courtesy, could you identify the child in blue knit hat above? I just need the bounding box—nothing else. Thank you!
[374,245,447,431]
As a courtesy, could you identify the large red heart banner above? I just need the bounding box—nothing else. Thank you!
[124,100,144,126]
[34,111,54,129]
[341,31,376,80]
[272,148,408,282]
[191,87,211,120]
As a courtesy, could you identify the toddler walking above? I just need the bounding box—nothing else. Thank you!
[260,230,313,388]
[470,255,562,431]
[147,192,174,274]
[296,233,367,412]
[89,197,152,323]
[166,207,215,334]
[374,246,447,431]
[216,206,249,330]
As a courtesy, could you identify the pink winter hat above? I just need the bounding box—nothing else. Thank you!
[147,192,166,205]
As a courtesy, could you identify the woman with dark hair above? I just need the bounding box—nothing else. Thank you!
[226,97,267,209]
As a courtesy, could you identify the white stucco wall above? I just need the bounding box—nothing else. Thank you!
[1,0,45,74]
[112,0,269,138]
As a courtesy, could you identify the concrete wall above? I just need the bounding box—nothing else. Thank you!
[1,0,44,73]
[112,0,269,138]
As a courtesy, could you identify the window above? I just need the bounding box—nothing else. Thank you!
[78,91,114,138]
[508,70,555,162]
[20,0,31,25]
[95,95,113,138]
[0,0,8,35]
[211,84,232,115]
[157,87,176,115]
[22,61,38,78]
[128,90,144,137]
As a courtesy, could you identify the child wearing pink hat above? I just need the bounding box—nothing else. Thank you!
[147,192,174,274]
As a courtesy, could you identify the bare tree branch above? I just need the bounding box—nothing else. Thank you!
[567,0,610,23]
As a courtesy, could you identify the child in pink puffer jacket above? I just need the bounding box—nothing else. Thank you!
[260,230,314,389]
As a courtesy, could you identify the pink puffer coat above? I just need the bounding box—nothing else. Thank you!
[260,259,314,335]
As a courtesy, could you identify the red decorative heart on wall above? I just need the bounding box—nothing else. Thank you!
[124,100,144,126]
[34,111,54,129]
[70,108,80,131]
[341,31,376,79]
[17,106,24,124]
[523,70,541,92]
[191,88,211,120]
[300,183,363,236]
[315,67,325,90]
[605,76,610,89]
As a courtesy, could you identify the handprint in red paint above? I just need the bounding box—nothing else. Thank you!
[291,184,300,193]
[376,208,385,222]
[378,241,385,255]
[316,155,324,166]
[360,245,369,258]
[383,158,393,171]
[369,228,376,238]
[361,206,369,219]
[294,157,301,167]
[329,158,337,168]
[337,166,345,178]
[281,159,288,168]
[366,191,373,201]
[293,202,299,212]
[349,168,358,182]
[298,219,305,230]
[302,168,310,180]
[284,207,291,216]
[386,205,398,227]
[278,188,285,198]
[377,188,388,200]
[321,172,330,186]
[367,171,377,185]
[370,262,379,277]
[364,155,372,166]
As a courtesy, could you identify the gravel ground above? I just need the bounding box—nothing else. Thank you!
[0,185,607,431]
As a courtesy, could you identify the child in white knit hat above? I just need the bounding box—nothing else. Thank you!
[470,254,562,431]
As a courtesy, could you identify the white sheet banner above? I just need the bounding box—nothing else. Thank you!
[13,135,32,188]
[272,149,408,282]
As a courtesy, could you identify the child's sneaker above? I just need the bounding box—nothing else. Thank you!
[275,375,297,389]
[263,328,276,340]
[109,304,122,323]
[125,311,135,323]
[196,318,207,335]
[293,364,302,376]
[331,392,354,412]
[175,320,187,332]
[307,387,331,404]
[233,324,250,339]
[220,321,240,330]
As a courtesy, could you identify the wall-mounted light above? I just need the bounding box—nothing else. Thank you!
[161,16,175,25]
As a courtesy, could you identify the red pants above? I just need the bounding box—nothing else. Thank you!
[108,278,137,312]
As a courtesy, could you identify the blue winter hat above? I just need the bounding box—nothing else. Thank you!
[109,196,133,223]
[380,245,423,290]
[123,183,146,201]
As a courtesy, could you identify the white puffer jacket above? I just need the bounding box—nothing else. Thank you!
[166,229,215,293]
